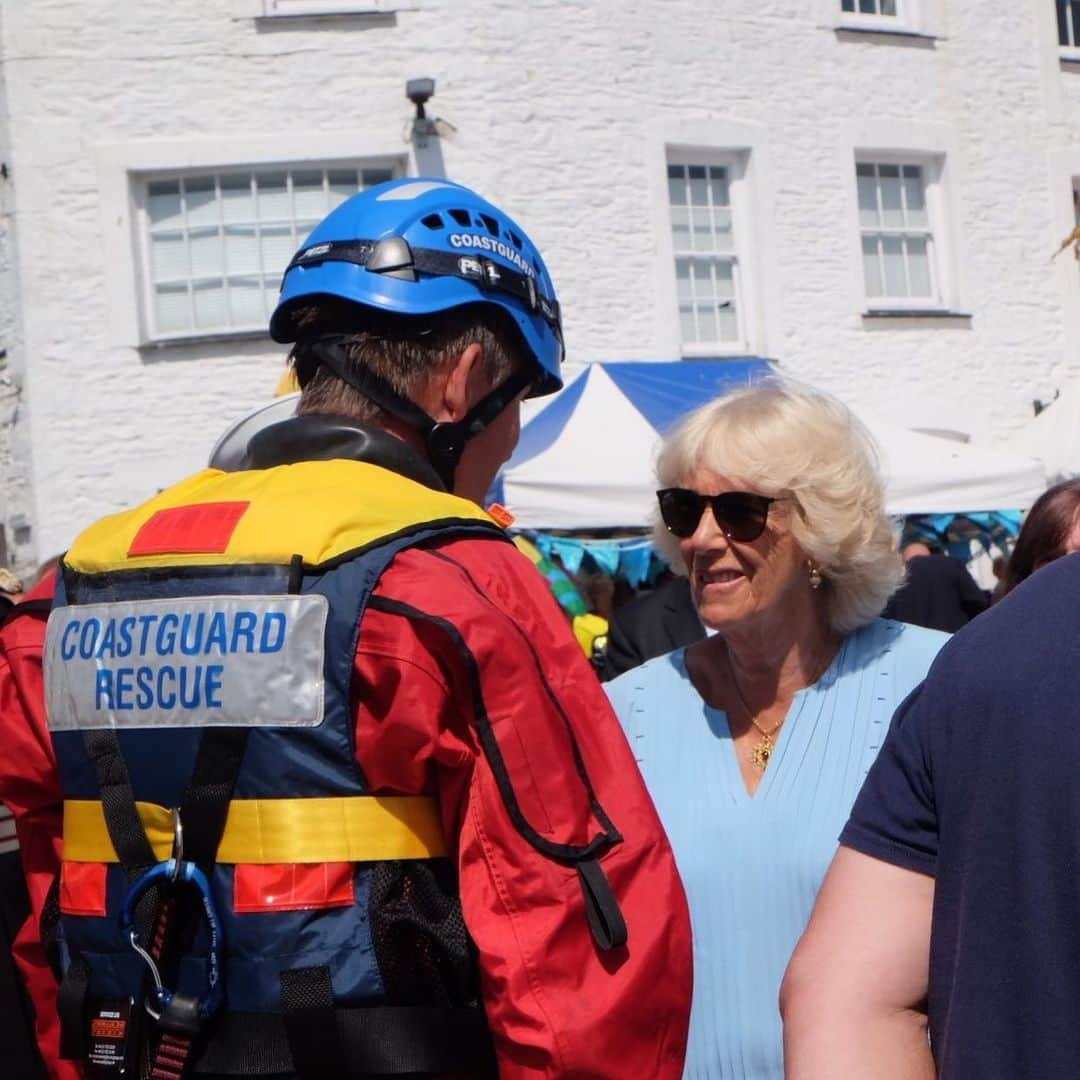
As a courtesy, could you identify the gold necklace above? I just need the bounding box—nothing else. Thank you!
[722,641,839,772]
[727,670,784,772]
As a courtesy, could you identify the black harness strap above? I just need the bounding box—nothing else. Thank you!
[144,727,252,1078]
[192,1003,496,1076]
[58,731,160,1061]
[177,728,251,871]
[82,729,158,873]
[67,720,249,1073]
[280,966,344,1078]
[57,956,92,1062]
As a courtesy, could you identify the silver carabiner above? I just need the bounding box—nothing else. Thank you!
[127,926,166,1021]
[170,807,183,883]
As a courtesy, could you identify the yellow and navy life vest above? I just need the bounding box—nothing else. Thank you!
[45,457,508,1076]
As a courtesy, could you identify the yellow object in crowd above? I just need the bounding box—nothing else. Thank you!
[572,613,609,659]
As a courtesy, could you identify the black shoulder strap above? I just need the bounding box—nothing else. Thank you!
[82,730,158,874]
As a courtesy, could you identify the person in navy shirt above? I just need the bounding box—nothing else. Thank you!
[782,551,1080,1079]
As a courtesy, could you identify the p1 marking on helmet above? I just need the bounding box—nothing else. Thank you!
[447,232,536,277]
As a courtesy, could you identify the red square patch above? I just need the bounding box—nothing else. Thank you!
[233,863,355,914]
[128,502,250,557]
[60,861,107,917]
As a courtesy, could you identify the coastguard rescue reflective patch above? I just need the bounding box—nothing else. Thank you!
[44,595,327,730]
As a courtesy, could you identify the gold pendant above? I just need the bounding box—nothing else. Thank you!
[750,735,774,771]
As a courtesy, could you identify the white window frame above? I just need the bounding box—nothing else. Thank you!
[823,0,942,38]
[660,148,764,357]
[134,162,399,344]
[96,135,408,349]
[1057,0,1080,61]
[853,151,953,313]
[665,158,745,352]
[839,0,907,33]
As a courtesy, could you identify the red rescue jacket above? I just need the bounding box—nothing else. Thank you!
[2,534,692,1078]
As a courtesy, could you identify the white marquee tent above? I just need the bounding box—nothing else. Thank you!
[491,362,1048,530]
[998,380,1080,483]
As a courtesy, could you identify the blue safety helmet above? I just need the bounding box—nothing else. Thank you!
[270,177,563,398]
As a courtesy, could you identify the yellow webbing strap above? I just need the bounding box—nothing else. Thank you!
[62,795,447,864]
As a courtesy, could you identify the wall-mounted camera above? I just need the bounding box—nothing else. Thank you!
[404,78,456,147]
[405,78,436,117]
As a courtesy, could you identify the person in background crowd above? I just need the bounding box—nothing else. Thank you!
[997,476,1080,597]
[600,573,704,681]
[880,539,989,632]
[0,179,691,1079]
[781,550,1080,1079]
[605,380,947,1079]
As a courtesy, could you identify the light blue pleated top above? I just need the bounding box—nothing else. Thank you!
[605,618,947,1080]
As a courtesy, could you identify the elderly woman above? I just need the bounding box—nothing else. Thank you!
[605,380,947,1080]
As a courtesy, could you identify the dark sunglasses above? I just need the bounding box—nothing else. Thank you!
[657,488,778,542]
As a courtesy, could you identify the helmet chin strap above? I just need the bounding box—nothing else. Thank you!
[305,335,532,491]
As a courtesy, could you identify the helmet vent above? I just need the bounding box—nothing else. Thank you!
[449,208,472,227]
[421,213,444,229]
[480,213,500,236]
[508,230,523,249]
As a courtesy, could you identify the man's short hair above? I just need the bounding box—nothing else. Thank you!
[290,300,526,424]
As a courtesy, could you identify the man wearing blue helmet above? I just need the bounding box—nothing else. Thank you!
[3,179,691,1079]
[269,177,565,497]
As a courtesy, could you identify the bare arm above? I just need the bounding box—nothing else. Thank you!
[781,846,935,1080]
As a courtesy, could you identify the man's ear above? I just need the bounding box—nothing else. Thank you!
[438,342,485,422]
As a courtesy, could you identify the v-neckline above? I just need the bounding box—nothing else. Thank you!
[715,693,801,803]
[675,639,847,804]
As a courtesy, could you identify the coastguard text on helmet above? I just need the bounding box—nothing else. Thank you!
[448,233,535,278]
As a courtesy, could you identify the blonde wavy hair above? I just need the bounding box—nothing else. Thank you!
[654,378,904,635]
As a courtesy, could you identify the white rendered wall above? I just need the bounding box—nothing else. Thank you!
[2,0,1079,560]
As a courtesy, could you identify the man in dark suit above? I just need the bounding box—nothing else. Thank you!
[600,575,705,681]
[881,541,989,633]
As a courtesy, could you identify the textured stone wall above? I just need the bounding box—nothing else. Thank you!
[0,5,36,580]
[2,1,1078,555]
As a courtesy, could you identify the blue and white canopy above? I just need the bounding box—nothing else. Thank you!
[490,359,771,529]
[491,360,1047,530]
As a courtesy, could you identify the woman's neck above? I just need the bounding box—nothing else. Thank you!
[689,606,841,713]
